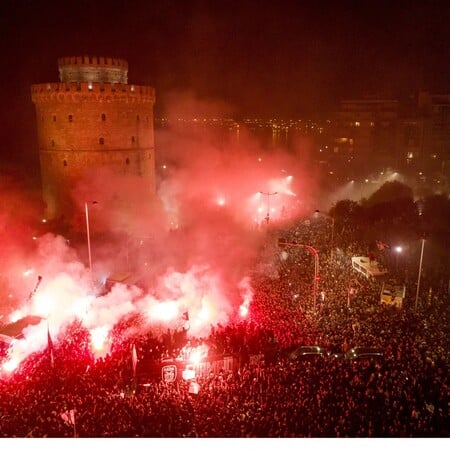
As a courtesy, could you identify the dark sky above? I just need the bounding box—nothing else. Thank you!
[1,0,450,169]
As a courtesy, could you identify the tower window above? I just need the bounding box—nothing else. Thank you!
[99,137,105,145]
[101,113,106,121]
[63,160,67,167]
[68,115,73,122]
[125,158,130,165]
[53,115,56,122]
[136,115,140,122]
[131,136,136,144]
[51,140,55,147]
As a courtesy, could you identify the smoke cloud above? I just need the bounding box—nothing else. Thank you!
[1,92,321,371]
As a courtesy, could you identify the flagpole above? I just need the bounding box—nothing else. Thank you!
[72,410,77,438]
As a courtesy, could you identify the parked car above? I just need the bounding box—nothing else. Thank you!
[288,345,328,360]
[345,347,383,361]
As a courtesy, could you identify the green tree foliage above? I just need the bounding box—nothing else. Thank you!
[363,181,413,207]
[329,199,363,223]
[359,181,419,243]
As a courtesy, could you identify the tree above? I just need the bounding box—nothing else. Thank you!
[363,180,413,208]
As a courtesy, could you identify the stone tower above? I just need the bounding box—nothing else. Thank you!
[31,56,156,226]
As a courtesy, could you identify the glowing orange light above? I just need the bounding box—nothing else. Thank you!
[2,357,19,373]
[239,305,248,317]
[90,326,108,351]
[151,301,178,321]
[189,348,204,365]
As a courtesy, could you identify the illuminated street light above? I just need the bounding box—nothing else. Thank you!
[394,246,403,272]
[259,191,278,224]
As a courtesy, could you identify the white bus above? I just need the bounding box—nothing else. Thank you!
[380,283,406,308]
[351,256,388,279]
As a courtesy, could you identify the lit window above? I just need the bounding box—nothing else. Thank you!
[407,152,413,159]
[355,121,360,127]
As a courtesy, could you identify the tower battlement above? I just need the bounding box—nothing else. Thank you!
[31,82,155,103]
[58,56,129,69]
[58,55,129,84]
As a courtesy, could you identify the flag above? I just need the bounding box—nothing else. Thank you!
[61,409,77,437]
[60,409,75,426]
[376,240,390,251]
[131,343,138,377]
[47,323,54,369]
[182,311,189,321]
[69,409,75,426]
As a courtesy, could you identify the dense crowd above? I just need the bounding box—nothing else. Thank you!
[0,217,448,437]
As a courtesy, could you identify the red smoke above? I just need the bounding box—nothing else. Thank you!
[1,93,321,373]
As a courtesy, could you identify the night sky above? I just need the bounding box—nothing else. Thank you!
[1,0,450,170]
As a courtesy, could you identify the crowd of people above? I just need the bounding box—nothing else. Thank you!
[0,217,448,438]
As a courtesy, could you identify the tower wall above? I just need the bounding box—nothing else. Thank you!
[31,60,156,223]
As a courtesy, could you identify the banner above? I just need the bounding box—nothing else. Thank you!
[161,364,177,383]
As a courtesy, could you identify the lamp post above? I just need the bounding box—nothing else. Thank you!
[259,191,278,224]
[278,238,319,314]
[84,201,98,272]
[314,209,335,257]
[394,246,402,272]
[414,238,425,312]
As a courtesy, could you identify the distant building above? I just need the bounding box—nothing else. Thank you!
[417,91,450,174]
[31,56,156,226]
[332,97,399,165]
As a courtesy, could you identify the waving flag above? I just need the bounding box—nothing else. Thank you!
[47,323,54,369]
[376,240,390,251]
[131,343,138,377]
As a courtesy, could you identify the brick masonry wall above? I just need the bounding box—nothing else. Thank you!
[32,82,156,221]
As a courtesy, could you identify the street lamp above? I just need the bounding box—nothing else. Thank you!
[415,238,425,312]
[314,210,335,256]
[394,246,402,272]
[278,238,319,314]
[85,201,98,272]
[259,191,278,224]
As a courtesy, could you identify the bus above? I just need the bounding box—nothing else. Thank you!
[380,282,406,308]
[351,256,388,280]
